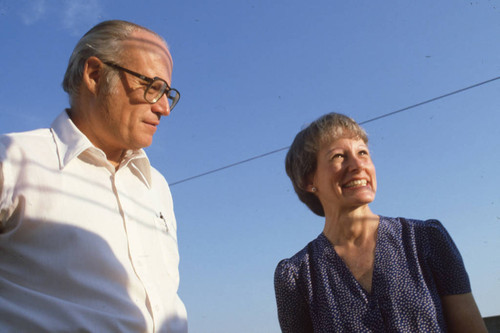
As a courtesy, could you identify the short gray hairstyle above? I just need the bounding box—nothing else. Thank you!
[285,113,368,216]
[62,20,167,106]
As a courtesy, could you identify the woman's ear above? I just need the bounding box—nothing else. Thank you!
[304,172,317,193]
[305,183,317,193]
[305,175,318,193]
[82,56,103,95]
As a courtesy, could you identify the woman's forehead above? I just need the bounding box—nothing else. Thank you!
[319,127,365,146]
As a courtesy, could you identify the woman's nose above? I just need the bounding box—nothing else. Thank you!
[346,154,364,171]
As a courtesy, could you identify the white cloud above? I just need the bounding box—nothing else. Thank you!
[0,1,8,17]
[61,0,102,35]
[15,0,104,35]
[20,0,47,26]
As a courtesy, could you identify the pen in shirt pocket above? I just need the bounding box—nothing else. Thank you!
[158,211,168,232]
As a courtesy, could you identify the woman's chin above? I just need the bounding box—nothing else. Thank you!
[343,188,376,205]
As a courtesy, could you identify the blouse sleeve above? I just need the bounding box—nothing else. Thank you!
[274,259,313,333]
[425,219,471,296]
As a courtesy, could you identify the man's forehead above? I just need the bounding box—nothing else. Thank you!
[122,31,172,64]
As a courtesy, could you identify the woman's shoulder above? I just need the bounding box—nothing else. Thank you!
[380,216,454,254]
[381,216,447,233]
[275,234,326,282]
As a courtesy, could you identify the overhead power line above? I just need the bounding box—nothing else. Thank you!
[169,146,290,186]
[170,75,500,186]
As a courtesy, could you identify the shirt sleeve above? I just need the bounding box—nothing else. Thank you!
[0,136,21,234]
[0,137,9,229]
[274,259,313,333]
[425,219,471,296]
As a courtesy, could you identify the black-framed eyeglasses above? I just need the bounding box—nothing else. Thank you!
[103,61,180,111]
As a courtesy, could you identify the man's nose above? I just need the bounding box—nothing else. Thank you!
[151,93,171,116]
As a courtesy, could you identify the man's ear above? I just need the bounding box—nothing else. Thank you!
[82,56,103,95]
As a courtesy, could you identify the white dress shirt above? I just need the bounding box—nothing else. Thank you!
[0,110,187,332]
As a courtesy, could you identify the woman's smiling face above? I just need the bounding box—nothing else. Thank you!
[309,136,377,215]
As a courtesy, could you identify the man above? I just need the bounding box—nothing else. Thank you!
[0,20,187,332]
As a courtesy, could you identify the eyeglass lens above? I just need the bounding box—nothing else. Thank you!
[146,79,179,109]
[145,80,166,103]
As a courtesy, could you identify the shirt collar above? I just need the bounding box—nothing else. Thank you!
[50,110,153,187]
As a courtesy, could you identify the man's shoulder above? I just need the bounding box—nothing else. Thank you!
[147,164,174,193]
[1,128,53,156]
[148,164,167,182]
[1,128,52,145]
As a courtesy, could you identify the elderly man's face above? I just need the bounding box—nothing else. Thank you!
[93,30,173,154]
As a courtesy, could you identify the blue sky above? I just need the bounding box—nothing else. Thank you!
[1,0,499,331]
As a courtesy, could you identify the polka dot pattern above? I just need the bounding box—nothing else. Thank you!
[274,217,471,332]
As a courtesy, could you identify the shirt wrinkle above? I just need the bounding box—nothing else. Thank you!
[0,110,186,332]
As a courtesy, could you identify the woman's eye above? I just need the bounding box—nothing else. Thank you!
[331,154,344,160]
[359,150,369,156]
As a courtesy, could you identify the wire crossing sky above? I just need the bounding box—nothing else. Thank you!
[170,74,500,186]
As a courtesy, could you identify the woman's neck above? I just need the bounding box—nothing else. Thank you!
[323,206,379,246]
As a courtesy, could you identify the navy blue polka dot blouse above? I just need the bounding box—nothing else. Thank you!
[274,217,471,332]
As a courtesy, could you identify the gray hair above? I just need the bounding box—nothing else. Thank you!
[62,20,167,106]
[285,113,368,216]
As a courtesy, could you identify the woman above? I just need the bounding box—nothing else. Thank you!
[274,113,486,332]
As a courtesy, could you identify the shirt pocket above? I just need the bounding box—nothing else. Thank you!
[153,212,176,241]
